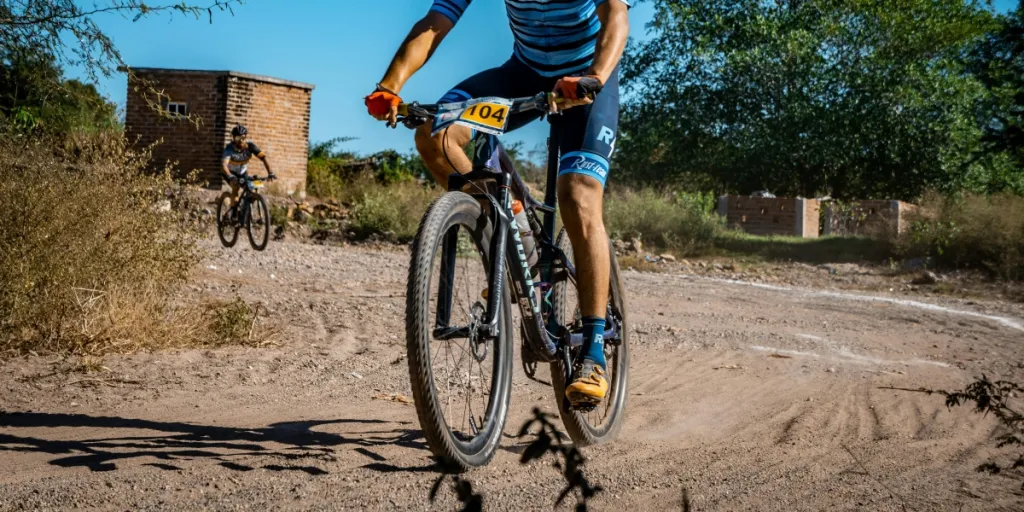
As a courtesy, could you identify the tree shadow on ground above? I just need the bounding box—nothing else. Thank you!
[0,411,428,475]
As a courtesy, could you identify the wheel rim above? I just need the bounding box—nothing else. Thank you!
[427,223,503,451]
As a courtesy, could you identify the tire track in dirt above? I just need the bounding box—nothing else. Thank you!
[1,239,1022,511]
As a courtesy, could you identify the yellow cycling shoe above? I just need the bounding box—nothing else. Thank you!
[565,360,608,406]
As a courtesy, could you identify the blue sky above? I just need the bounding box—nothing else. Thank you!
[76,0,1016,158]
[77,0,655,158]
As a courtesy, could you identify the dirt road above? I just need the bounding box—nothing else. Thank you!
[2,238,1023,511]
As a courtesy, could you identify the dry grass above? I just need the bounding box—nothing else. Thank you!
[897,192,1024,280]
[344,175,438,242]
[604,189,724,256]
[0,132,275,356]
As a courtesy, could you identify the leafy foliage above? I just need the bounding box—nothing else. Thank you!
[1,0,242,128]
[0,42,117,133]
[967,2,1024,176]
[619,0,1018,199]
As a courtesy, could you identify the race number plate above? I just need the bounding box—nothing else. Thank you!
[456,98,512,135]
[252,180,264,188]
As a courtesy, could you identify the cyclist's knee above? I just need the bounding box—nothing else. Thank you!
[557,173,605,230]
[415,123,471,156]
[413,123,438,156]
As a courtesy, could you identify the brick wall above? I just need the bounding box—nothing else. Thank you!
[717,196,821,238]
[821,200,917,238]
[125,68,313,193]
[125,70,227,183]
[224,77,311,194]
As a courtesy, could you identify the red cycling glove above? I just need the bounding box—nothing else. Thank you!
[365,91,401,118]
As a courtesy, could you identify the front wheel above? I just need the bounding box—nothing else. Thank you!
[406,192,513,471]
[247,194,271,251]
[216,192,239,248]
[549,229,630,446]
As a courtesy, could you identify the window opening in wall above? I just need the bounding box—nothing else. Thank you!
[166,102,188,118]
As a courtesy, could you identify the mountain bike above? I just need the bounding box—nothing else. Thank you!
[399,92,629,471]
[216,174,276,251]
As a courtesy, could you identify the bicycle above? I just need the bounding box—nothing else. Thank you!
[399,91,630,471]
[216,174,276,251]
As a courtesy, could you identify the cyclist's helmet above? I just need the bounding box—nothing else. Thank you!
[231,125,248,138]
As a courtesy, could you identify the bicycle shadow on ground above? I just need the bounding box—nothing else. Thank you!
[0,411,430,475]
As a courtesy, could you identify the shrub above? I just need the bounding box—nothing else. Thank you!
[0,132,202,354]
[604,189,724,255]
[897,192,1024,279]
[347,176,438,242]
[306,158,347,201]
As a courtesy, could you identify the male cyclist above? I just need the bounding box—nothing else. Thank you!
[365,0,629,406]
[222,124,275,221]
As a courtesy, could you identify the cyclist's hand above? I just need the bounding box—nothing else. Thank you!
[550,75,603,113]
[268,173,277,181]
[365,90,401,128]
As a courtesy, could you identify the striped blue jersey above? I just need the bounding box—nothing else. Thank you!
[430,0,630,77]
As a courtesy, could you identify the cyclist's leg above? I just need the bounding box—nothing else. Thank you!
[555,67,620,404]
[414,58,545,188]
[229,180,240,207]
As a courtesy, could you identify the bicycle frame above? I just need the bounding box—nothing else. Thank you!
[432,123,619,365]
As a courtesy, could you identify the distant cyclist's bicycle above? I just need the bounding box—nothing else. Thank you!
[216,174,275,251]
[399,91,629,470]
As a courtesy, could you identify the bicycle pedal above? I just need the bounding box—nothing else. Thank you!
[570,402,599,412]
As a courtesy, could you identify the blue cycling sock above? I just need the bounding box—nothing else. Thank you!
[581,316,606,368]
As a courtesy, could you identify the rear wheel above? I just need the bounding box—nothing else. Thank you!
[247,194,271,251]
[216,192,239,248]
[549,228,630,446]
[406,192,513,471]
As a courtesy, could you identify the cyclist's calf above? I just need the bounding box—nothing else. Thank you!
[557,173,610,319]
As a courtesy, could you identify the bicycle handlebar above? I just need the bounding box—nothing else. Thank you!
[395,92,551,129]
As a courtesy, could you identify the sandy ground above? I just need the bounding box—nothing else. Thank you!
[2,237,1024,511]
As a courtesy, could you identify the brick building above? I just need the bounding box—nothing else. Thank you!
[125,68,314,194]
[717,195,821,238]
[821,200,919,238]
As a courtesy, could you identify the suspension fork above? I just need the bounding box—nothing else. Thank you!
[434,226,459,331]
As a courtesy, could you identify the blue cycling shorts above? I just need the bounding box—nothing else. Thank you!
[435,57,620,187]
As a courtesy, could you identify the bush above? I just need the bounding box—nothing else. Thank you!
[347,176,437,242]
[898,192,1024,279]
[604,189,724,255]
[306,158,347,201]
[0,132,202,354]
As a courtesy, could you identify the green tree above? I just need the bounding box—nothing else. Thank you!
[1,1,243,130]
[619,0,1013,199]
[967,1,1024,185]
[0,42,117,132]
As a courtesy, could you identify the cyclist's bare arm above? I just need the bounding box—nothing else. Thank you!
[379,12,455,94]
[587,0,630,85]
[221,157,232,178]
[258,154,272,175]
